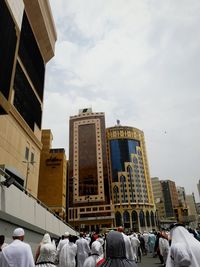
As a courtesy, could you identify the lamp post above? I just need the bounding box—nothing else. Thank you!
[22,161,35,190]
[72,176,76,228]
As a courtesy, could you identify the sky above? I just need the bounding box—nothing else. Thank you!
[43,0,200,200]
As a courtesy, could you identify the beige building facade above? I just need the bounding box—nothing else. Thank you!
[38,130,67,219]
[0,0,56,196]
[151,177,166,220]
[106,125,156,232]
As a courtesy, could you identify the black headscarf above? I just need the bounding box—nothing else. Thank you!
[100,231,138,267]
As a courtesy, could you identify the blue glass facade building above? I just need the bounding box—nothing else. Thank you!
[110,139,140,182]
[106,125,156,231]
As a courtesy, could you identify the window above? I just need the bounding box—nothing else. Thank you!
[25,147,29,160]
[31,152,34,164]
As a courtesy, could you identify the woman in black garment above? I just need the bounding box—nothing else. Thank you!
[100,231,138,267]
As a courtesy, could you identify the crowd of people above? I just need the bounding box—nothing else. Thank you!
[1,224,200,267]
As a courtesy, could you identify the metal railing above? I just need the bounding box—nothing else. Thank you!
[0,167,75,230]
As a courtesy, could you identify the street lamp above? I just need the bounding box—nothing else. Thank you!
[72,176,76,228]
[22,161,35,190]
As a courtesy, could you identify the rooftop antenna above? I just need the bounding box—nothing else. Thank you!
[116,119,121,126]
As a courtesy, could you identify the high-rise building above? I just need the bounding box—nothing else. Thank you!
[106,124,156,231]
[38,130,67,219]
[176,186,187,208]
[161,180,178,218]
[151,177,166,219]
[0,0,56,196]
[186,193,198,227]
[197,180,200,198]
[68,109,113,231]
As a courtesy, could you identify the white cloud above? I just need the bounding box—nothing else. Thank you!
[44,0,200,200]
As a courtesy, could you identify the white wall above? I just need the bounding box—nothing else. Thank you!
[0,176,77,252]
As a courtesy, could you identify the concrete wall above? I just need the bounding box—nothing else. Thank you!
[0,176,77,253]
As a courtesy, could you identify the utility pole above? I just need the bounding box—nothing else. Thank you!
[22,161,35,190]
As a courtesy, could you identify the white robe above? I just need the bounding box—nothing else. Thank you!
[76,237,90,267]
[130,236,140,261]
[59,242,77,267]
[57,238,69,255]
[36,243,57,267]
[83,241,104,267]
[159,237,169,264]
[1,239,35,267]
[166,226,200,267]
[122,233,134,261]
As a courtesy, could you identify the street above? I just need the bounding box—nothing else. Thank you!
[138,255,163,267]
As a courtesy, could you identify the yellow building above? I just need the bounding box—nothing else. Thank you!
[38,130,67,219]
[106,124,156,232]
[0,0,56,197]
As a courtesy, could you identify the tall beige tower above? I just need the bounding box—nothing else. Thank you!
[151,177,166,220]
[38,130,67,220]
[0,0,56,196]
[106,124,156,231]
[68,109,113,232]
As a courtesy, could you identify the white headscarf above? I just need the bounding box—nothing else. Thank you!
[91,241,103,255]
[41,233,51,244]
[166,226,200,267]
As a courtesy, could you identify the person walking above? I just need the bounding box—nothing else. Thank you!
[75,232,90,267]
[100,231,138,267]
[1,228,35,267]
[59,235,77,267]
[130,233,140,262]
[147,232,156,256]
[159,232,169,266]
[166,223,200,267]
[0,235,8,264]
[35,233,57,266]
[57,232,70,258]
[117,226,134,261]
[83,240,104,267]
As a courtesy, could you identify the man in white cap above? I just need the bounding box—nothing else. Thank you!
[1,227,35,267]
[56,231,70,259]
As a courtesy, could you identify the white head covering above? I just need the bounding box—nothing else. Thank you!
[13,228,25,237]
[41,233,51,244]
[64,231,69,237]
[91,241,102,255]
[166,226,200,267]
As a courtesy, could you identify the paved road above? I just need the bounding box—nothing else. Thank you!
[138,254,163,267]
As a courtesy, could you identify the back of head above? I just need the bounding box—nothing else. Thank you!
[69,235,75,243]
[12,228,25,240]
[41,233,51,244]
[91,240,102,255]
[170,225,197,245]
[106,231,126,258]
[63,231,69,238]
[117,226,124,233]
[80,232,84,238]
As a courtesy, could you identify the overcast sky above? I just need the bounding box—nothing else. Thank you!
[43,0,200,200]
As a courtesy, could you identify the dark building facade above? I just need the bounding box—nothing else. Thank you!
[68,109,113,231]
[161,180,179,218]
